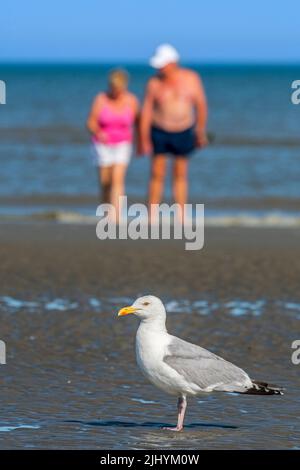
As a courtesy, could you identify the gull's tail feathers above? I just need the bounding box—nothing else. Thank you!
[243,380,284,396]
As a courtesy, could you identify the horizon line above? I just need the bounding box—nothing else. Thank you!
[1,59,300,67]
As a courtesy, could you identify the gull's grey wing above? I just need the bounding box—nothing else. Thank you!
[164,336,251,392]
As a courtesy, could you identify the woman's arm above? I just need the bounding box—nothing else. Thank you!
[128,93,140,120]
[130,95,141,152]
[86,94,104,138]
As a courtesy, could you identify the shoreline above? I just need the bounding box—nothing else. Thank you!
[1,194,300,211]
[0,222,299,300]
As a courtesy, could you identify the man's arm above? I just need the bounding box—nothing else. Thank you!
[139,79,156,155]
[193,74,208,148]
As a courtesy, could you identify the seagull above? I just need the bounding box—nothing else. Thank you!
[118,295,284,431]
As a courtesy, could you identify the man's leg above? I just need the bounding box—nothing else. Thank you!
[172,157,189,221]
[148,154,167,221]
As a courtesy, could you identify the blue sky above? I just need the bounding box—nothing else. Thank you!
[1,0,300,62]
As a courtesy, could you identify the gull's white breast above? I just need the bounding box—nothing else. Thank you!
[135,324,198,396]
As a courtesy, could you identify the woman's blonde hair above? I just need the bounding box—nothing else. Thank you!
[108,69,129,89]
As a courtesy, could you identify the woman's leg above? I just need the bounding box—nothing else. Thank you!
[99,166,112,203]
[110,163,128,222]
[172,157,189,221]
[148,154,167,222]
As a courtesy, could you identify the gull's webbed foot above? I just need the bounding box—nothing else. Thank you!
[162,426,183,432]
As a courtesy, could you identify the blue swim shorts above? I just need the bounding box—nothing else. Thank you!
[151,126,196,157]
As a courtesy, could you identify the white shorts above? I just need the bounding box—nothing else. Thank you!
[92,142,132,167]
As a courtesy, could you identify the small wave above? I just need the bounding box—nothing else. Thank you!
[0,295,78,312]
[2,127,300,148]
[164,300,191,313]
[0,424,40,432]
[31,210,98,224]
[48,210,300,228]
[0,296,38,309]
[153,299,266,316]
[205,212,300,227]
[224,300,265,317]
[1,295,300,318]
[131,398,157,404]
[45,299,78,311]
[2,208,300,228]
[284,302,300,312]
[214,136,300,148]
[88,298,102,308]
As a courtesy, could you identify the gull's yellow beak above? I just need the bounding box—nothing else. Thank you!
[118,306,137,317]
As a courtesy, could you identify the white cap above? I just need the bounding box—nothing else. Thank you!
[149,44,180,69]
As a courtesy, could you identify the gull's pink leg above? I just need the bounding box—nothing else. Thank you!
[163,396,187,432]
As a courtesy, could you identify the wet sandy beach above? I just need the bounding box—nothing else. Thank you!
[0,223,300,449]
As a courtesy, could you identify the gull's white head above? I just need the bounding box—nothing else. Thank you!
[118,295,166,322]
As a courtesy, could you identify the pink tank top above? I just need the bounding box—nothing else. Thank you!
[95,98,134,145]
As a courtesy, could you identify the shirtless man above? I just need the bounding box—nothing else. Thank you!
[140,44,208,219]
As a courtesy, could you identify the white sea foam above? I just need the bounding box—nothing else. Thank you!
[2,208,300,228]
[56,210,300,228]
[224,300,265,317]
[131,398,157,404]
[45,299,78,311]
[88,298,102,308]
[205,212,300,227]
[0,296,38,310]
[0,424,40,432]
[1,295,300,318]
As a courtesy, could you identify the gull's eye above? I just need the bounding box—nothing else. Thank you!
[143,301,150,306]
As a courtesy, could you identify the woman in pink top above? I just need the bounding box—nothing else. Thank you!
[87,69,139,217]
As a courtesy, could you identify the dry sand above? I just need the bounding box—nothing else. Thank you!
[0,222,300,301]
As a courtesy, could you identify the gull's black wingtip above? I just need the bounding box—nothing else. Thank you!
[244,380,285,396]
